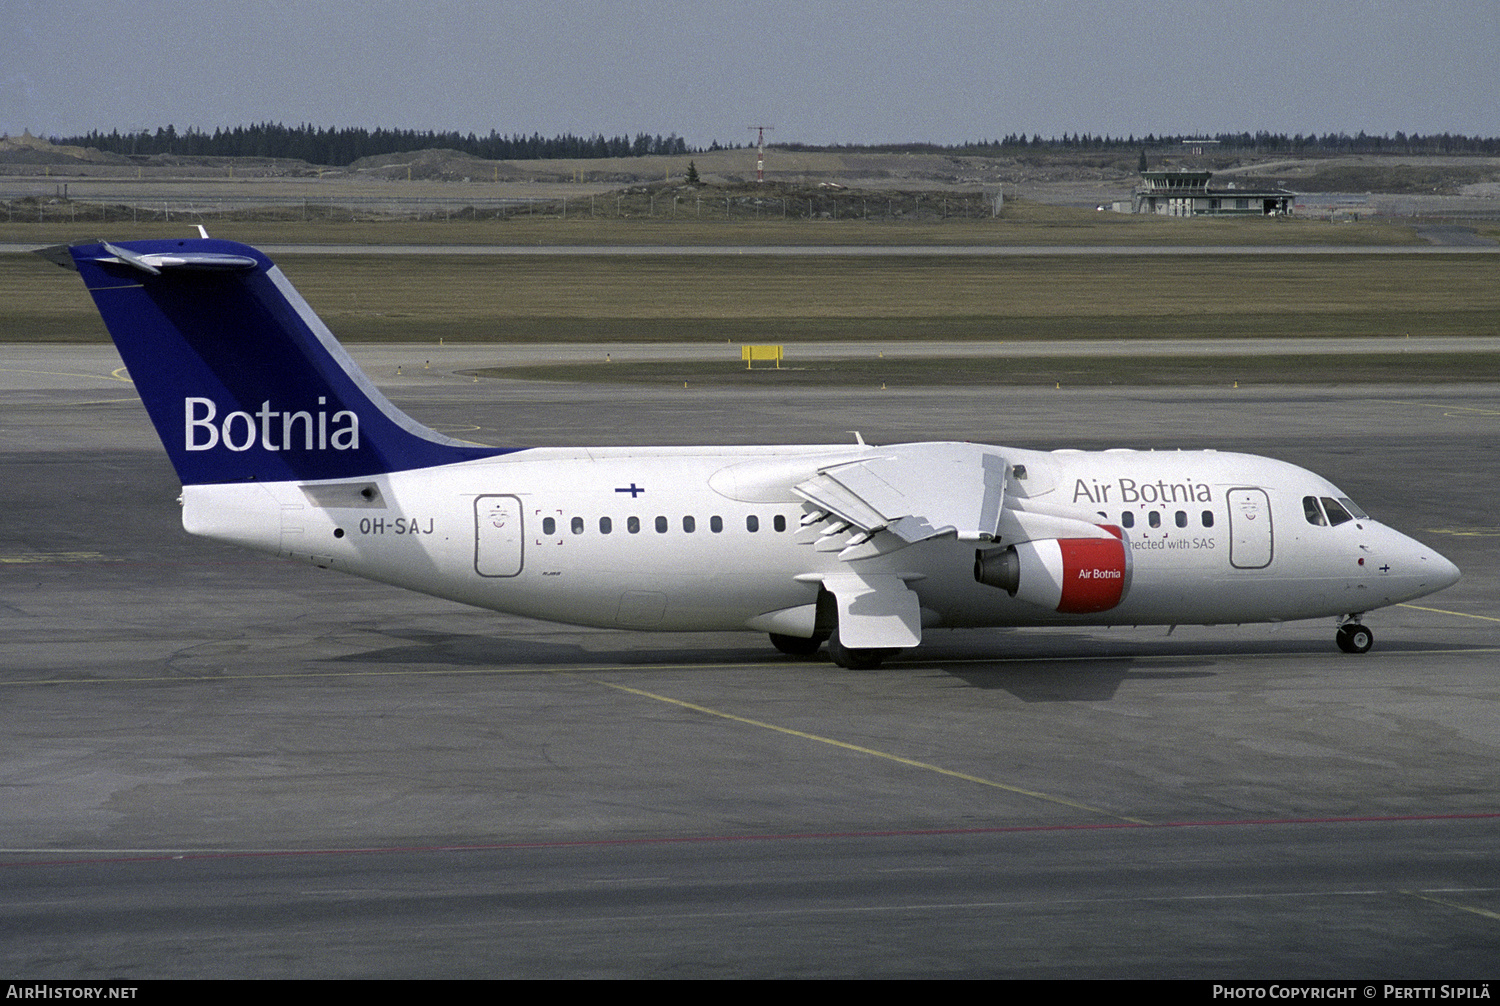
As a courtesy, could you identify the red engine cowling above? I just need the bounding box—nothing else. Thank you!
[975,526,1131,613]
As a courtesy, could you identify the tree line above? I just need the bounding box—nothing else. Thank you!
[52,124,1500,163]
[55,123,694,165]
[789,131,1500,156]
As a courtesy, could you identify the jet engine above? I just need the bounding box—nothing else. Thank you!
[974,528,1131,614]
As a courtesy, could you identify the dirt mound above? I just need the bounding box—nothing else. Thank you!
[349,148,521,182]
[0,131,126,165]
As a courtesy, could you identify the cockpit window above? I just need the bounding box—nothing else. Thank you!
[1303,496,1328,526]
[1321,497,1354,526]
[1339,497,1369,519]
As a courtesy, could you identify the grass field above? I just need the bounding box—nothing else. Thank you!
[7,207,1495,384]
[0,198,1424,247]
[10,248,1496,345]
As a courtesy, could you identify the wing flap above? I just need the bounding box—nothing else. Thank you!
[793,443,1009,546]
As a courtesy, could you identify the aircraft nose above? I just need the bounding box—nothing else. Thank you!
[1404,536,1461,594]
[1427,547,1462,592]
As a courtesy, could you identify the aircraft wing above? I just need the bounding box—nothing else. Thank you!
[793,442,1009,548]
[772,442,1124,649]
[749,443,1011,649]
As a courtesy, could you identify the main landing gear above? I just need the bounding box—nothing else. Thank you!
[768,632,824,657]
[766,631,898,669]
[768,585,901,669]
[1336,618,1374,654]
[827,631,899,670]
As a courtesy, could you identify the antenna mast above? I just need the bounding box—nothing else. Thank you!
[747,125,775,183]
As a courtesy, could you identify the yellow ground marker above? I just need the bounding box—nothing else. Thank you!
[581,675,1150,825]
[1399,603,1500,624]
[1402,890,1500,922]
[0,551,111,564]
[0,367,133,384]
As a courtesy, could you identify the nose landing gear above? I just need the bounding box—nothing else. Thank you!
[1336,618,1373,654]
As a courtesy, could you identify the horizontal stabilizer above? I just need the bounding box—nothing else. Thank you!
[98,241,258,275]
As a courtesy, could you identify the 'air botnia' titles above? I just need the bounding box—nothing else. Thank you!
[1073,477,1214,504]
[185,397,359,452]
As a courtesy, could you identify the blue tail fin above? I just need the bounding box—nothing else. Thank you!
[45,238,514,485]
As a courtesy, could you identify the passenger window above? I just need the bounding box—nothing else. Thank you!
[710,515,723,533]
[542,517,556,535]
[1148,511,1161,528]
[683,515,696,533]
[1121,512,1135,528]
[571,516,584,535]
[1303,496,1328,526]
[773,514,787,532]
[627,516,640,534]
[1202,510,1214,528]
[747,515,760,532]
[1321,497,1353,526]
[1175,510,1187,528]
[599,516,612,534]
[655,516,668,533]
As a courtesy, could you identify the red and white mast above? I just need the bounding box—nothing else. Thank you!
[747,125,774,183]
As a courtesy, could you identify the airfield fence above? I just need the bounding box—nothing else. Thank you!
[8,189,1495,227]
[1,189,1006,225]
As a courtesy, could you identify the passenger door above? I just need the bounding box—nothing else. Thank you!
[1227,487,1273,569]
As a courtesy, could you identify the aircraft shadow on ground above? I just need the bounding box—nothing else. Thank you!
[311,624,1478,704]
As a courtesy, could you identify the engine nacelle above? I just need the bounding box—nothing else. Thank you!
[975,528,1131,614]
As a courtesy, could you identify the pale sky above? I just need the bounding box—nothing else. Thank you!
[4,1,1495,146]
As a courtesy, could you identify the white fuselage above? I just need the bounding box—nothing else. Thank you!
[182,441,1459,636]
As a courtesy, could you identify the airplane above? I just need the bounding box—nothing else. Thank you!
[39,236,1460,668]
